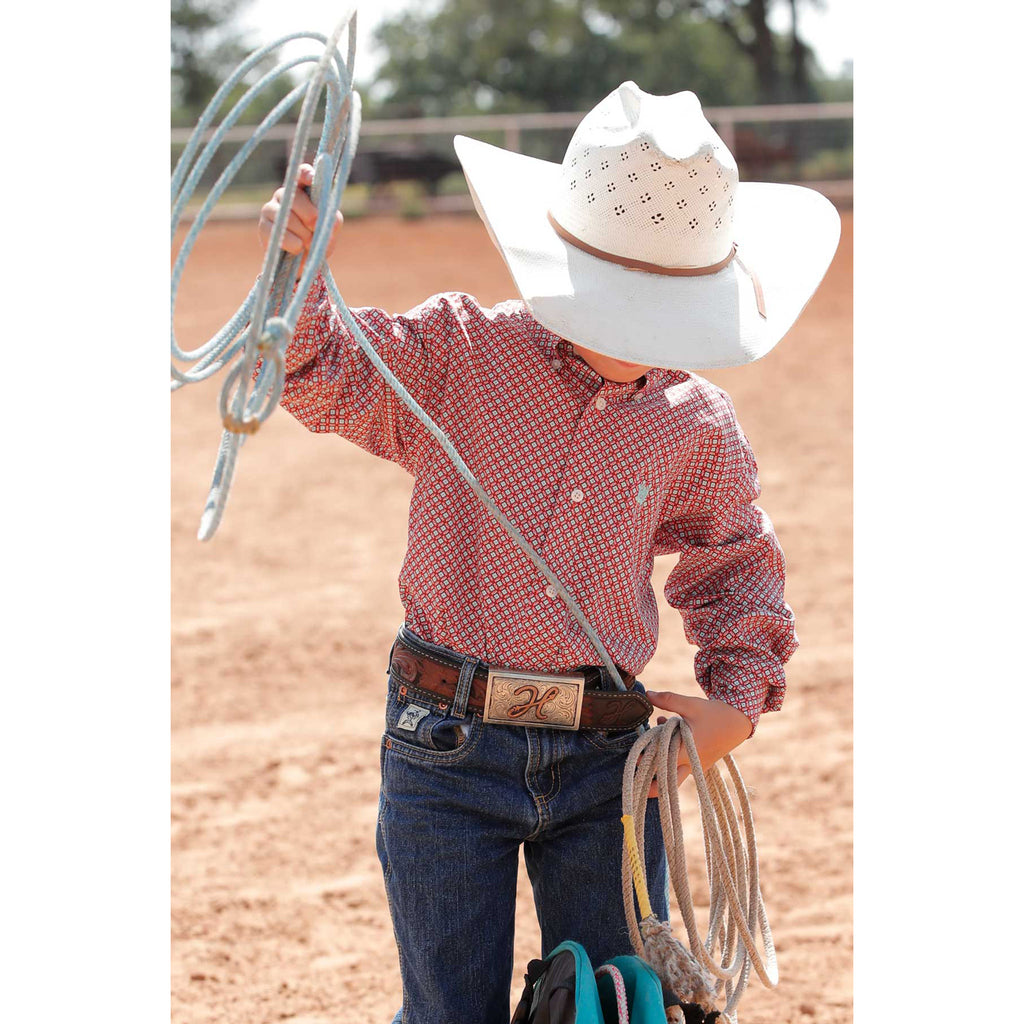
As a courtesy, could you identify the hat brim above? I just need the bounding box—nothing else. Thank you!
[454,135,841,369]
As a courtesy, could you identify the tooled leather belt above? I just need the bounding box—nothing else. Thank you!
[389,631,653,732]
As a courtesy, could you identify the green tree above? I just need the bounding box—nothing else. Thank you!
[171,0,299,128]
[172,0,252,118]
[367,0,830,119]
[687,0,829,102]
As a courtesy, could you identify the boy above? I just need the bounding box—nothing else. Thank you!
[257,83,839,1023]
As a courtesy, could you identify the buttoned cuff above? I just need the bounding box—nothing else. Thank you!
[696,653,788,734]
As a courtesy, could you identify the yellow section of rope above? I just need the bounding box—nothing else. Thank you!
[621,716,778,1023]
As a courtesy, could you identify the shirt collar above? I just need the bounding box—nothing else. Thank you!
[548,334,672,398]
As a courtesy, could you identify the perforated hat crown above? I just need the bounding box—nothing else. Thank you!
[548,83,738,271]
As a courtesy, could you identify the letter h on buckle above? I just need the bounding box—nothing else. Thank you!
[482,667,586,730]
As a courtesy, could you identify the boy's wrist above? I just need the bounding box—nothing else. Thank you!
[710,698,755,742]
[645,690,754,758]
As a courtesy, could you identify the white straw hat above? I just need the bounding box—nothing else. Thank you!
[454,82,841,369]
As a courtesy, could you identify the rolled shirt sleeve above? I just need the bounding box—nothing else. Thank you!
[653,391,798,730]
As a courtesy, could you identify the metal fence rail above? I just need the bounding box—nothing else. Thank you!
[171,101,853,153]
[172,101,853,218]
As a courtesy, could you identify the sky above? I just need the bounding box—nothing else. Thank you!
[240,0,426,78]
[241,0,853,81]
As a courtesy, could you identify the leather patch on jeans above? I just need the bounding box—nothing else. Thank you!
[482,668,586,730]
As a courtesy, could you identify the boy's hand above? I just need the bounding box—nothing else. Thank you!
[642,691,753,798]
[257,163,344,257]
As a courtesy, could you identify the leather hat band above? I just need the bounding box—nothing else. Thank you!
[547,211,766,318]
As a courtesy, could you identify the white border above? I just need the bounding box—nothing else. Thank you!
[3,4,168,1020]
[855,0,1020,1013]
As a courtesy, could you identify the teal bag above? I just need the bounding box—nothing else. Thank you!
[596,956,669,1023]
[510,940,676,1024]
[511,940,605,1023]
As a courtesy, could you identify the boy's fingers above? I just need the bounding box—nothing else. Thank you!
[260,167,336,254]
[271,173,319,231]
[257,206,279,248]
[261,207,312,249]
[288,188,320,233]
[278,227,309,255]
[644,690,701,716]
[291,214,314,244]
[325,211,345,254]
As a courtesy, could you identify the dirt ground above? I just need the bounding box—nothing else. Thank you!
[171,210,852,1023]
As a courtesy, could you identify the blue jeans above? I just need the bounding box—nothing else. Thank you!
[376,627,669,1024]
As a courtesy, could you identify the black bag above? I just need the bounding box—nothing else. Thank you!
[511,943,585,1023]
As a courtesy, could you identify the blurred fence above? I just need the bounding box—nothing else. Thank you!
[172,101,852,220]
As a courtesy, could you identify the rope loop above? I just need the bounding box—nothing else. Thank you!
[171,12,359,542]
[622,716,778,1023]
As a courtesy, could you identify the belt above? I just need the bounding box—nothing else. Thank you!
[389,632,653,732]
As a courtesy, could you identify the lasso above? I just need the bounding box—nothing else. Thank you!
[621,717,778,1022]
[169,8,629,692]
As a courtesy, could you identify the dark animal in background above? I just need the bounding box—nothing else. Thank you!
[349,145,462,194]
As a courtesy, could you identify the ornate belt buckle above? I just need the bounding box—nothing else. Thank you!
[483,667,586,731]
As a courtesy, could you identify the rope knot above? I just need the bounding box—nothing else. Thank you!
[256,316,293,353]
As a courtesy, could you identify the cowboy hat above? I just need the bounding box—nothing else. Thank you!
[453,82,841,370]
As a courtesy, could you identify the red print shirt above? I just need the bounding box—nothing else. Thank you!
[279,277,797,728]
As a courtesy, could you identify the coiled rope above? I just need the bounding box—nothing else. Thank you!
[171,11,359,541]
[169,8,629,692]
[621,717,778,1023]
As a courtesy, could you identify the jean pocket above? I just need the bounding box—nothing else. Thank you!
[382,673,481,763]
[580,723,645,753]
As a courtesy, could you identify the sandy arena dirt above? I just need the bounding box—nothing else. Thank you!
[172,211,852,1023]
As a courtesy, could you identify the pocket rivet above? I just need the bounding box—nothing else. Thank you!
[385,738,392,749]
[437,702,448,710]
[399,685,407,695]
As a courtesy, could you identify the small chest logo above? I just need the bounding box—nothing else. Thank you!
[635,482,651,507]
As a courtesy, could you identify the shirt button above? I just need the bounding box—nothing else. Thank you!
[594,396,607,410]
[571,487,585,503]
[551,359,563,370]
[545,584,558,599]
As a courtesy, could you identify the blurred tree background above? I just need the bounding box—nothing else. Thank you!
[172,0,298,128]
[172,0,852,207]
[369,0,846,118]
[173,0,852,124]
